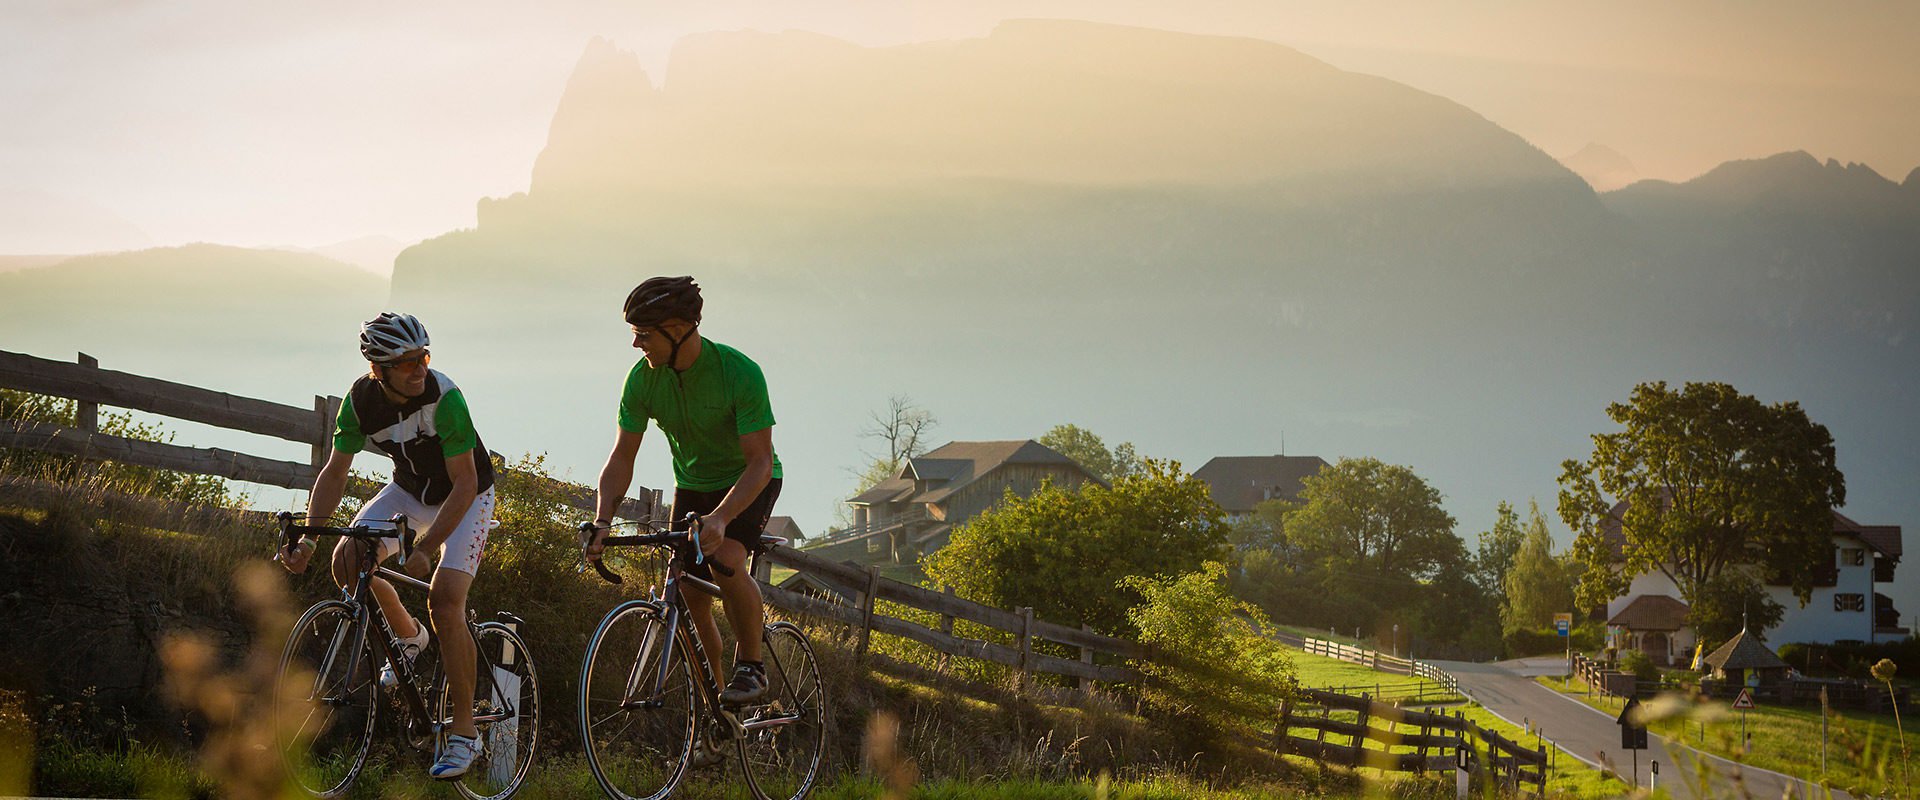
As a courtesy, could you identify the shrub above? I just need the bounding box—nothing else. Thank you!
[1619,649,1659,681]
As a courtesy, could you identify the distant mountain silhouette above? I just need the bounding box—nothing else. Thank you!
[0,244,383,404]
[1558,143,1639,192]
[0,188,153,255]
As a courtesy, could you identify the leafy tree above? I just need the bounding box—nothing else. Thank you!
[1502,503,1572,633]
[1475,501,1525,605]
[1037,423,1143,482]
[1558,382,1845,638]
[1687,571,1785,647]
[1122,562,1295,715]
[922,458,1225,635]
[1285,457,1462,604]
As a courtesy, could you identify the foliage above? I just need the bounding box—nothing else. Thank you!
[1036,423,1143,483]
[1,388,235,508]
[922,458,1225,636]
[1236,457,1491,652]
[1122,562,1295,717]
[1778,638,1920,681]
[1501,501,1571,633]
[1618,649,1659,681]
[1474,500,1524,610]
[1559,381,1844,639]
[837,395,937,529]
[1685,570,1784,646]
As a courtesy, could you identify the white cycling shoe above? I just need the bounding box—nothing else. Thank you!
[430,734,482,780]
[379,618,430,689]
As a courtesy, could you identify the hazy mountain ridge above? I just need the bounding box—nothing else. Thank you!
[0,243,385,406]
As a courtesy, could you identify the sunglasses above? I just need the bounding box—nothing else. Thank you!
[378,351,430,371]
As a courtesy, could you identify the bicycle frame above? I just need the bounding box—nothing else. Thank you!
[596,532,809,741]
[291,518,522,742]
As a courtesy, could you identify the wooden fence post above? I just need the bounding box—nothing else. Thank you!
[76,354,98,434]
[936,585,955,675]
[1077,623,1095,693]
[311,395,332,470]
[1017,606,1034,694]
[856,564,880,660]
[1354,693,1371,753]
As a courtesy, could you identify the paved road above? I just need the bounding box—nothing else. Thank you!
[1432,657,1844,799]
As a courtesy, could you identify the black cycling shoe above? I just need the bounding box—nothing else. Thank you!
[718,661,768,706]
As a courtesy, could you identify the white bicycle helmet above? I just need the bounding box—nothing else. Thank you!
[359,312,430,363]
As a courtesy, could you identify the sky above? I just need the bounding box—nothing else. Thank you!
[3,0,1917,253]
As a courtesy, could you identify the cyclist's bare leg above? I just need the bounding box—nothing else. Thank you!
[682,585,727,685]
[428,568,478,738]
[330,538,419,638]
[708,539,764,664]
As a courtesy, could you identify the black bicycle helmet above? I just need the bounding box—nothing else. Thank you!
[623,276,703,327]
[359,312,430,363]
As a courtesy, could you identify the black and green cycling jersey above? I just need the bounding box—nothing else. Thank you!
[617,337,782,492]
[334,370,495,505]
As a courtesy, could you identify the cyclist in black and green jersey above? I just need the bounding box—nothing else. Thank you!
[585,276,783,730]
[278,312,497,780]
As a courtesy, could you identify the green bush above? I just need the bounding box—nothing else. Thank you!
[1122,562,1295,722]
[1618,649,1659,681]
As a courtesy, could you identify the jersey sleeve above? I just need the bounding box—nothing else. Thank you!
[333,394,366,453]
[616,362,650,434]
[733,356,776,435]
[434,388,480,457]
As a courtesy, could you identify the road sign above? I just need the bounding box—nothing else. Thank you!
[1618,697,1649,750]
[1732,687,1756,710]
[1554,613,1572,637]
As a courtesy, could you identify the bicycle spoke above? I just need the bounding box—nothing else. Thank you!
[739,623,826,800]
[276,602,377,799]
[581,604,701,800]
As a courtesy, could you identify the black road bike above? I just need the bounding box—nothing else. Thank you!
[576,516,827,800]
[272,512,540,799]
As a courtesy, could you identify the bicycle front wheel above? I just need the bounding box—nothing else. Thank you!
[443,621,540,800]
[580,602,695,800]
[276,600,378,799]
[739,621,827,800]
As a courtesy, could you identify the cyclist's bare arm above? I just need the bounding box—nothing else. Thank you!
[588,427,644,558]
[283,447,356,572]
[697,427,773,556]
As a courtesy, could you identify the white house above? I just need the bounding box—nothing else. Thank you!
[1602,508,1906,665]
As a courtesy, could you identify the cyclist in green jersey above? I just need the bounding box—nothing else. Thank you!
[584,276,784,753]
[278,312,496,779]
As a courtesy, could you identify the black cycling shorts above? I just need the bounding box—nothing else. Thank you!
[671,478,781,580]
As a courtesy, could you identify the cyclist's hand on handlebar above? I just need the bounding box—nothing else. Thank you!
[696,512,730,557]
[279,539,314,574]
[580,521,610,561]
[402,548,432,578]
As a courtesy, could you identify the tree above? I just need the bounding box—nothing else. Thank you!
[1502,503,1572,633]
[1037,423,1143,482]
[1686,571,1784,647]
[1262,457,1473,643]
[1474,501,1525,608]
[837,396,937,527]
[922,458,1225,635]
[1558,381,1845,638]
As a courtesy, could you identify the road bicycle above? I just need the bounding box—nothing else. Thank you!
[576,516,826,800]
[272,511,540,799]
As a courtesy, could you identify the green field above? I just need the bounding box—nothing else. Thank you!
[1546,675,1914,799]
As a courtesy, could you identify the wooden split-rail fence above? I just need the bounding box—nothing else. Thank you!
[0,349,1148,691]
[4,348,1548,790]
[1280,688,1550,796]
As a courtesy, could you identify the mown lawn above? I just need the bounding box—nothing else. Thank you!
[1545,675,1914,799]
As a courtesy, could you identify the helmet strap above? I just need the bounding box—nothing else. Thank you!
[661,325,695,372]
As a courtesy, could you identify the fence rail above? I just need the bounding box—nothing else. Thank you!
[0,349,653,518]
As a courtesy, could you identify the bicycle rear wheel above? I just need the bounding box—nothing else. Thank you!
[580,602,695,800]
[442,621,540,800]
[738,622,827,800]
[276,600,379,799]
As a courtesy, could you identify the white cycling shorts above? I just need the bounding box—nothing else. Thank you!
[353,483,497,576]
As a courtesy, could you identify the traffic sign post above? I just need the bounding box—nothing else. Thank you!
[1618,697,1649,789]
[1732,687,1756,751]
[1555,612,1573,680]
